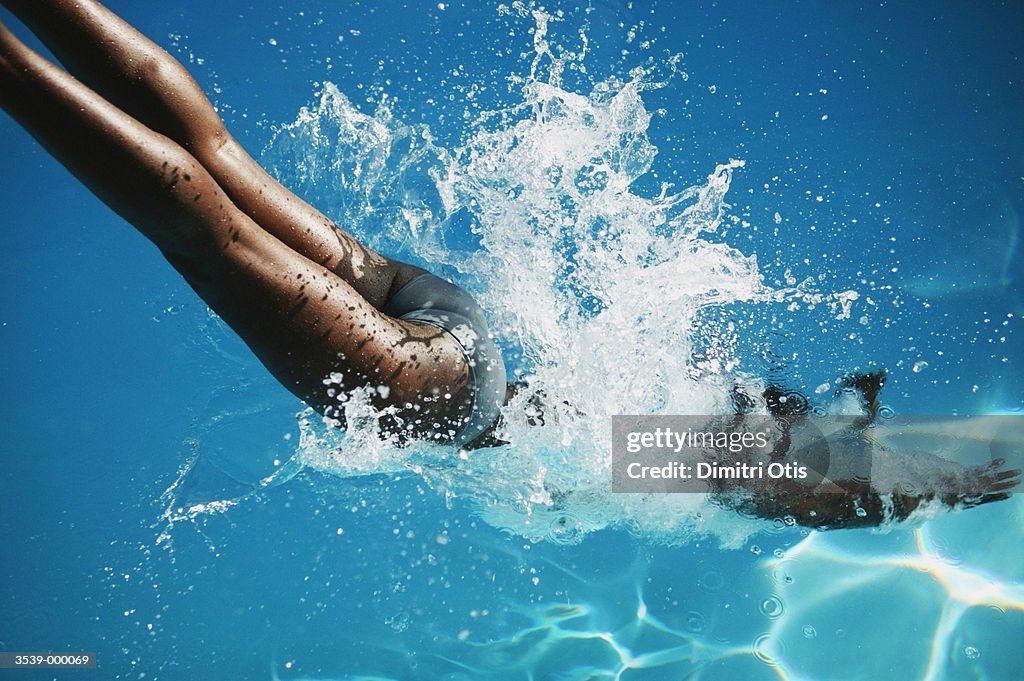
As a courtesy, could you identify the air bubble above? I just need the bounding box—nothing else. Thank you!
[759,595,785,619]
[752,633,783,666]
[699,571,725,593]
[548,514,585,545]
[384,613,410,633]
[964,645,980,660]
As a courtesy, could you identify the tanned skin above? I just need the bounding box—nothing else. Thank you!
[0,0,471,441]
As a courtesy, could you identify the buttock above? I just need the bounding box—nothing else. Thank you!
[382,273,506,445]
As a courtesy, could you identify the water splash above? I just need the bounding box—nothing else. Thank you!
[256,8,854,547]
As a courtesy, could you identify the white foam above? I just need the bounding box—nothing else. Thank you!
[259,9,853,547]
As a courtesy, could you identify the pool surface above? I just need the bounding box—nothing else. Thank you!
[1,1,1021,679]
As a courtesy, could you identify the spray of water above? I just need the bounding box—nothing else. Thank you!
[254,7,857,547]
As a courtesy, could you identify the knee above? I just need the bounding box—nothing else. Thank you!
[127,52,182,95]
[139,144,225,219]
[129,53,230,152]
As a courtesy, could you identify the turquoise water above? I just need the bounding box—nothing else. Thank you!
[1,1,1022,679]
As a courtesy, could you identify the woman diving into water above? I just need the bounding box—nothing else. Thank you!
[1,1,1017,529]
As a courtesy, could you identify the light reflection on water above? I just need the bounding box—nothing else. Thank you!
[129,3,1023,679]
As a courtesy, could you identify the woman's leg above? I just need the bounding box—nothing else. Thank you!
[0,22,470,433]
[1,0,425,309]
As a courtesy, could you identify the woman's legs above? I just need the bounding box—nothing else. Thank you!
[0,22,470,434]
[1,0,425,309]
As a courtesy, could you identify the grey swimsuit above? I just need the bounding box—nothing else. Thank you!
[382,273,506,446]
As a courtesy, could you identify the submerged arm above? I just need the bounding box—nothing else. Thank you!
[728,457,1020,530]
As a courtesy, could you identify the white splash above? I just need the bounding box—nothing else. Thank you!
[259,8,852,547]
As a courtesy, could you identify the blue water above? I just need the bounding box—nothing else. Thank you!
[1,1,1022,679]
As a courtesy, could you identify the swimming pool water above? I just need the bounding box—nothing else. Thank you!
[1,1,1021,679]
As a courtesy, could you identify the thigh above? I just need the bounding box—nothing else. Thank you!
[5,0,412,308]
[0,24,472,435]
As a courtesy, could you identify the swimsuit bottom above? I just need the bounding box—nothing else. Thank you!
[382,273,506,446]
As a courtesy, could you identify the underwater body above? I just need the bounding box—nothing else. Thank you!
[1,0,1022,678]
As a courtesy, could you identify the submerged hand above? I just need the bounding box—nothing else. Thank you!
[941,458,1021,509]
[725,458,1020,530]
